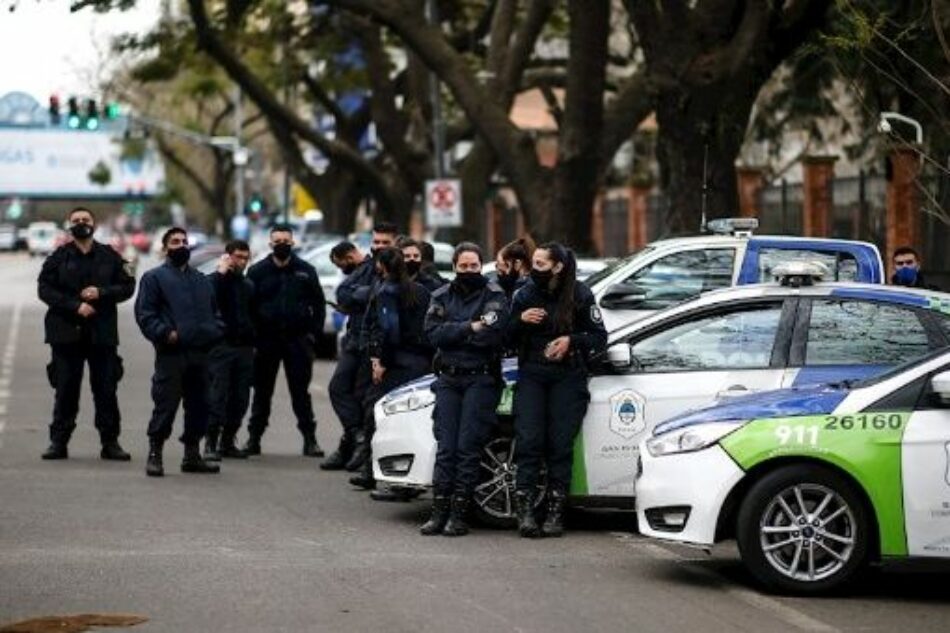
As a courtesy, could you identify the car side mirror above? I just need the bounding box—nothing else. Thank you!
[600,283,647,310]
[931,371,950,406]
[606,343,634,370]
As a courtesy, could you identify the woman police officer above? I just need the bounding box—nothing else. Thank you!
[508,243,607,538]
[494,236,535,300]
[421,242,510,536]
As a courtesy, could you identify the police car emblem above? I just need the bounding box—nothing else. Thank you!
[590,306,603,323]
[609,389,646,440]
[482,311,498,326]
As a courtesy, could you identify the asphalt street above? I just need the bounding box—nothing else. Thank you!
[0,253,948,632]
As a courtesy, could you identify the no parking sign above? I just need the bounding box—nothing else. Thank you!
[425,179,462,228]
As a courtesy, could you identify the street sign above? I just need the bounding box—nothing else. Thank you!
[425,179,462,228]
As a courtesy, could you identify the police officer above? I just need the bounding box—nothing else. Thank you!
[398,237,445,292]
[203,240,255,461]
[495,237,535,300]
[245,224,326,457]
[419,240,447,287]
[38,207,135,461]
[349,247,433,491]
[421,242,509,536]
[322,240,374,470]
[135,227,223,477]
[508,243,606,537]
[891,246,940,290]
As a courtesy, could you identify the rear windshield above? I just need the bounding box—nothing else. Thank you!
[758,248,858,282]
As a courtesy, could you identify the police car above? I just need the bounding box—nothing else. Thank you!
[636,342,950,594]
[373,267,950,526]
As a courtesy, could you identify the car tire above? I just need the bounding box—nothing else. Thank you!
[736,463,871,595]
[473,436,545,529]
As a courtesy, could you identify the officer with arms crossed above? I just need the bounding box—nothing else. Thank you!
[421,242,509,536]
[203,240,255,461]
[135,227,223,477]
[245,225,326,457]
[38,206,135,461]
[508,243,606,537]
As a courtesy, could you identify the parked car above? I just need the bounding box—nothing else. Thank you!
[372,270,950,526]
[637,345,950,593]
[0,224,18,251]
[26,222,62,257]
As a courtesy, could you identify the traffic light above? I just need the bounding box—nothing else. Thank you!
[48,95,60,125]
[85,99,99,130]
[248,193,264,214]
[66,97,81,129]
[105,101,120,120]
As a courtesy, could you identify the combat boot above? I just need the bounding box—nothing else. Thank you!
[345,432,369,471]
[146,440,164,477]
[302,432,325,458]
[541,489,567,538]
[419,494,451,535]
[348,456,375,490]
[319,434,354,471]
[243,433,261,456]
[515,489,540,538]
[442,493,471,537]
[41,442,68,460]
[181,443,220,474]
[203,431,221,462]
[100,441,131,461]
[219,435,248,459]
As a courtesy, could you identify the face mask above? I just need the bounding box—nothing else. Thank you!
[272,243,293,261]
[167,246,190,267]
[455,272,487,292]
[69,224,94,240]
[341,263,358,275]
[894,266,918,286]
[530,268,554,288]
[405,261,422,277]
[497,271,518,293]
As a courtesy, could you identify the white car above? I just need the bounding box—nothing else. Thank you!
[373,276,950,525]
[26,221,62,257]
[637,346,950,593]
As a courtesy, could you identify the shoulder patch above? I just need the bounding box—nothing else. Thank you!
[590,305,603,324]
[482,310,499,326]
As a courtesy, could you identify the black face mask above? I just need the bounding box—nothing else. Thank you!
[405,261,422,277]
[167,246,190,267]
[530,268,554,288]
[455,272,487,293]
[69,224,94,240]
[341,263,358,275]
[497,271,518,293]
[272,243,293,261]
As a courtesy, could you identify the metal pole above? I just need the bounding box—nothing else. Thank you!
[427,0,446,180]
[282,32,292,225]
[233,85,244,225]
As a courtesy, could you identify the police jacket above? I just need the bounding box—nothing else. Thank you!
[497,274,528,301]
[38,241,135,346]
[414,271,446,293]
[247,254,326,343]
[508,279,607,368]
[366,280,432,367]
[335,256,376,352]
[135,261,223,350]
[209,270,255,346]
[425,277,509,370]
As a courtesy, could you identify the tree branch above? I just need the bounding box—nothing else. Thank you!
[155,134,217,206]
[538,82,562,129]
[599,69,653,170]
[302,72,348,124]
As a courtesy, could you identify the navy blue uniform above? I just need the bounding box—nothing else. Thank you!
[425,279,509,495]
[508,280,606,493]
[414,271,446,293]
[246,255,325,441]
[135,262,223,445]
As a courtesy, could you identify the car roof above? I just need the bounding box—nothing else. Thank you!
[646,233,878,250]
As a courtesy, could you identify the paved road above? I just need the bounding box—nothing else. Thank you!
[0,253,947,632]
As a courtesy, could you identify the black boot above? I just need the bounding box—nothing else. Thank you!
[541,489,567,538]
[181,443,220,474]
[442,493,471,537]
[146,440,164,477]
[344,433,368,472]
[219,435,248,459]
[203,431,221,462]
[42,442,68,460]
[348,456,375,490]
[100,441,131,461]
[515,489,540,538]
[302,433,325,458]
[319,435,354,471]
[243,433,261,456]
[419,494,451,535]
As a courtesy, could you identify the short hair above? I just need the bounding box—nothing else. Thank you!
[270,223,294,236]
[453,241,483,264]
[893,246,919,260]
[162,227,187,248]
[419,240,436,263]
[225,239,251,254]
[330,241,358,261]
[398,237,421,251]
[372,221,398,236]
[67,206,95,222]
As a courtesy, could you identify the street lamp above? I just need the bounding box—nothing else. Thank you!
[878,112,923,144]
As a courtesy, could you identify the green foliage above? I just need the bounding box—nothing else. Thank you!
[88,161,112,187]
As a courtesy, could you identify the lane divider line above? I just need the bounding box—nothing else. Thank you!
[0,302,22,450]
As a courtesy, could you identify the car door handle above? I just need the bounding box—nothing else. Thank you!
[716,384,752,399]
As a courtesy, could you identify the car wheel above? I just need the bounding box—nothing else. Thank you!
[736,464,871,595]
[473,436,545,528]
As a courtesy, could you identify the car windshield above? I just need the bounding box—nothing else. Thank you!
[583,247,653,287]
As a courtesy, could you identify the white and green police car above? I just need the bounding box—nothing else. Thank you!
[637,343,950,594]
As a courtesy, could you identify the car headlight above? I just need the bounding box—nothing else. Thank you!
[645,421,744,457]
[381,390,435,416]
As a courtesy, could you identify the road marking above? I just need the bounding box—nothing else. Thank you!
[613,533,839,632]
[0,303,21,449]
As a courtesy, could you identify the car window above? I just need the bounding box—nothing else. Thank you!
[620,248,736,309]
[935,312,950,343]
[805,300,932,366]
[585,247,654,287]
[758,248,858,282]
[630,304,783,372]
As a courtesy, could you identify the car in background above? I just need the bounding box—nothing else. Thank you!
[0,224,18,251]
[372,270,950,526]
[637,345,950,593]
[26,222,62,257]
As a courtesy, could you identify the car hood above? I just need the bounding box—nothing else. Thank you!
[654,383,851,435]
[382,357,519,401]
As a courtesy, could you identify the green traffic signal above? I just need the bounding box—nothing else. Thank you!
[105,102,120,119]
[249,198,263,213]
[67,115,81,129]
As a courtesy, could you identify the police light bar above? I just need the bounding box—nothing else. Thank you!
[772,261,829,287]
[705,217,759,236]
